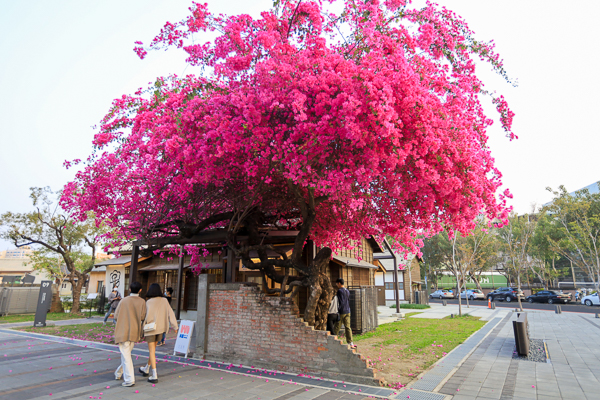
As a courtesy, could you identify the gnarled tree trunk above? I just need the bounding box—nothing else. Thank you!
[303,248,334,330]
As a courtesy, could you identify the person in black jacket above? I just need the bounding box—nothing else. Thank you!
[334,278,355,348]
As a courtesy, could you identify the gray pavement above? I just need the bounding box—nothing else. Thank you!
[393,310,600,400]
[0,329,391,400]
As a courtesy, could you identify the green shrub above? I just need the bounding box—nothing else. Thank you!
[390,304,431,309]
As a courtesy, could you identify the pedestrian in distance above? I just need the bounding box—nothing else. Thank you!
[113,281,146,387]
[333,278,355,348]
[139,283,178,383]
[326,292,339,336]
[104,286,122,324]
[158,287,174,346]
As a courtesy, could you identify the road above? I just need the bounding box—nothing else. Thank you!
[428,298,600,314]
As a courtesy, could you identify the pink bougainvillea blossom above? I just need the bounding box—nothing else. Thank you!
[62,0,515,325]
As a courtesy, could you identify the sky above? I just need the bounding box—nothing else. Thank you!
[1,0,599,250]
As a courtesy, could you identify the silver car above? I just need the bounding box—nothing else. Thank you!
[460,289,485,300]
[430,289,455,299]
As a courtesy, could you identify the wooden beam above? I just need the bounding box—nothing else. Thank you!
[175,245,184,320]
[130,245,140,285]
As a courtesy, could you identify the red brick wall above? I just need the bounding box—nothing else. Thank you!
[205,283,380,385]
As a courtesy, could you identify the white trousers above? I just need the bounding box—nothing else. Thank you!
[115,341,135,384]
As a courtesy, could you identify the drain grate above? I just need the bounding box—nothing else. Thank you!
[393,389,447,400]
[410,375,444,391]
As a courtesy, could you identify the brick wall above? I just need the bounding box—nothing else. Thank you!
[205,283,381,385]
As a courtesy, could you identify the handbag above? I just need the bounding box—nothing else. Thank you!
[143,322,156,333]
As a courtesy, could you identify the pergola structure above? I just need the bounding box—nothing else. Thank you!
[129,229,300,319]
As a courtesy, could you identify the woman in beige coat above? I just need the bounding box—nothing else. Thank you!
[138,283,178,383]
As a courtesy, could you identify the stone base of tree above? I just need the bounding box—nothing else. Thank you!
[195,281,381,386]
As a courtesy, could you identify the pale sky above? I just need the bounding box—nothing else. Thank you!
[1,0,599,250]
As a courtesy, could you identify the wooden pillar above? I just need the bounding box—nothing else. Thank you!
[130,245,140,284]
[175,245,184,320]
[225,248,235,283]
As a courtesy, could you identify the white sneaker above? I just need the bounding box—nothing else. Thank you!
[122,382,135,387]
[115,374,122,380]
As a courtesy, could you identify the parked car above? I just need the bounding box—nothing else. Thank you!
[460,289,485,300]
[581,292,600,306]
[526,290,570,304]
[430,289,455,299]
[487,287,525,302]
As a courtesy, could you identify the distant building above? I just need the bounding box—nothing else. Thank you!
[374,247,422,306]
[0,246,50,284]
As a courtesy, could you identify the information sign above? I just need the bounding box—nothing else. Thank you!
[173,320,195,358]
[33,280,53,327]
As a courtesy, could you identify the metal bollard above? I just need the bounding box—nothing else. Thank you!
[442,300,447,306]
[555,305,562,314]
[596,312,599,319]
[450,313,454,318]
[491,302,496,310]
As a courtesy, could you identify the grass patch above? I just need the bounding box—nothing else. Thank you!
[17,322,178,344]
[390,304,431,309]
[18,322,116,343]
[0,312,97,324]
[353,313,485,390]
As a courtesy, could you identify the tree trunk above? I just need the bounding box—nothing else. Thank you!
[470,271,484,292]
[70,273,86,314]
[49,281,64,313]
[303,248,334,331]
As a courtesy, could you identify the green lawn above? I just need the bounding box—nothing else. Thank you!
[19,322,116,343]
[0,312,101,324]
[18,322,177,344]
[354,312,486,389]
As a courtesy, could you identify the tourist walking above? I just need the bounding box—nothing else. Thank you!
[334,278,355,348]
[113,282,146,387]
[158,287,174,346]
[327,293,339,336]
[104,286,122,324]
[139,283,178,383]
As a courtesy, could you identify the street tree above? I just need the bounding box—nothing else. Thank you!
[544,185,600,292]
[63,0,514,328]
[452,220,497,314]
[0,187,104,314]
[496,210,538,310]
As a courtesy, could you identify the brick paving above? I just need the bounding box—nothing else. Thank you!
[441,311,600,400]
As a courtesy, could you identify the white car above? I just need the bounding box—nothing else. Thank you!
[581,292,600,306]
[460,289,485,300]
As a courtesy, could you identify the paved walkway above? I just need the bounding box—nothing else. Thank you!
[444,311,600,400]
[386,309,600,400]
[0,328,393,400]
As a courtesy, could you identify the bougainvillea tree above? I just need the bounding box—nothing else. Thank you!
[63,0,515,329]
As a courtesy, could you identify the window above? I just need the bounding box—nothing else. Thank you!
[385,282,395,290]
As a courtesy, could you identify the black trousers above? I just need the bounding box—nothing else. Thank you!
[327,313,339,335]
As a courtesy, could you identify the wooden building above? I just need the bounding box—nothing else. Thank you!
[92,233,383,322]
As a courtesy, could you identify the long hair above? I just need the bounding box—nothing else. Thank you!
[146,283,163,299]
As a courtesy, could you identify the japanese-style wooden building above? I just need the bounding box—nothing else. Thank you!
[91,230,384,323]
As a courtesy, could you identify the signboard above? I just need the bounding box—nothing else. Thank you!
[33,280,53,327]
[173,320,195,358]
[87,293,98,300]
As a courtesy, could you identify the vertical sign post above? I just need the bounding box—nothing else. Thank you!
[34,280,53,327]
